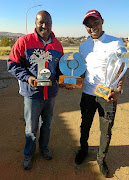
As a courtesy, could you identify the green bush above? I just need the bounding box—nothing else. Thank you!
[0,37,10,47]
[0,50,11,56]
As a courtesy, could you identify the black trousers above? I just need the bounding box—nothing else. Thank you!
[80,93,117,161]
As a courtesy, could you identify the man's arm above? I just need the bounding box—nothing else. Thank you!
[7,38,34,84]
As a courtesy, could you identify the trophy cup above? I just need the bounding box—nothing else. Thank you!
[59,52,86,88]
[94,47,128,99]
[34,68,52,87]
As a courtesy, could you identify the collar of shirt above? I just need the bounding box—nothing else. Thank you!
[92,31,106,43]
[39,33,52,46]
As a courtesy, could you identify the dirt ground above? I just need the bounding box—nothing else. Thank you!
[0,59,129,180]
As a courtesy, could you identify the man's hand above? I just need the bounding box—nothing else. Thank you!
[106,89,121,102]
[28,76,37,87]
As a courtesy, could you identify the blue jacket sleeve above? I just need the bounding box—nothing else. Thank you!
[7,59,31,82]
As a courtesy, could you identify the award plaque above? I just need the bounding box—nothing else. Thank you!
[94,47,128,99]
[29,49,52,87]
[59,52,86,88]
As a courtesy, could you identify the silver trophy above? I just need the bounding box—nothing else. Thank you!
[36,68,52,86]
[29,49,52,87]
[94,47,128,99]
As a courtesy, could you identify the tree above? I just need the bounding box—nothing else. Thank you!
[0,37,10,47]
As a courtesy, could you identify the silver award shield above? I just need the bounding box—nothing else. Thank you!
[59,52,86,88]
[95,47,128,99]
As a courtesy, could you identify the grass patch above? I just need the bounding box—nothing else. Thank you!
[63,46,79,53]
[0,46,11,50]
[0,50,11,56]
[0,46,11,56]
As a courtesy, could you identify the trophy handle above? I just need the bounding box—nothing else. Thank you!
[110,57,128,87]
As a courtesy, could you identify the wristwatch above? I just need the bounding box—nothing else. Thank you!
[117,87,123,95]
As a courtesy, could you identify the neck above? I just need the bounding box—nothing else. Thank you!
[99,31,104,38]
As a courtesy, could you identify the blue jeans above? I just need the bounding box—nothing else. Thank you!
[24,97,56,158]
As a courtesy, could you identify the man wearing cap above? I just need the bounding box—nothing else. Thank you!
[75,10,126,177]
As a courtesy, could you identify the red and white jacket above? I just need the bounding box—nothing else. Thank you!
[7,29,64,99]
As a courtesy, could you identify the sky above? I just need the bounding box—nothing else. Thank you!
[0,0,129,38]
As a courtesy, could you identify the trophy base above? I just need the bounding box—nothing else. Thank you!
[94,85,111,100]
[34,80,52,87]
[59,75,83,88]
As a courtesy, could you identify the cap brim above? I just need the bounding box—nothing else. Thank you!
[83,15,101,25]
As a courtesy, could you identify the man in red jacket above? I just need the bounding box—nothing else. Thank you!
[7,10,63,170]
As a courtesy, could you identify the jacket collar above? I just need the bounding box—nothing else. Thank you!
[34,28,55,42]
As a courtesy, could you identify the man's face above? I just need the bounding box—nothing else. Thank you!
[85,17,103,39]
[35,12,52,41]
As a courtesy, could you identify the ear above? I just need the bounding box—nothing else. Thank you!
[101,19,104,24]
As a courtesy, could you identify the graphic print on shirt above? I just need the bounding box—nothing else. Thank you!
[30,49,52,80]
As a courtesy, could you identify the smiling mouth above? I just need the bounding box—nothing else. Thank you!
[91,29,98,34]
[41,29,48,33]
